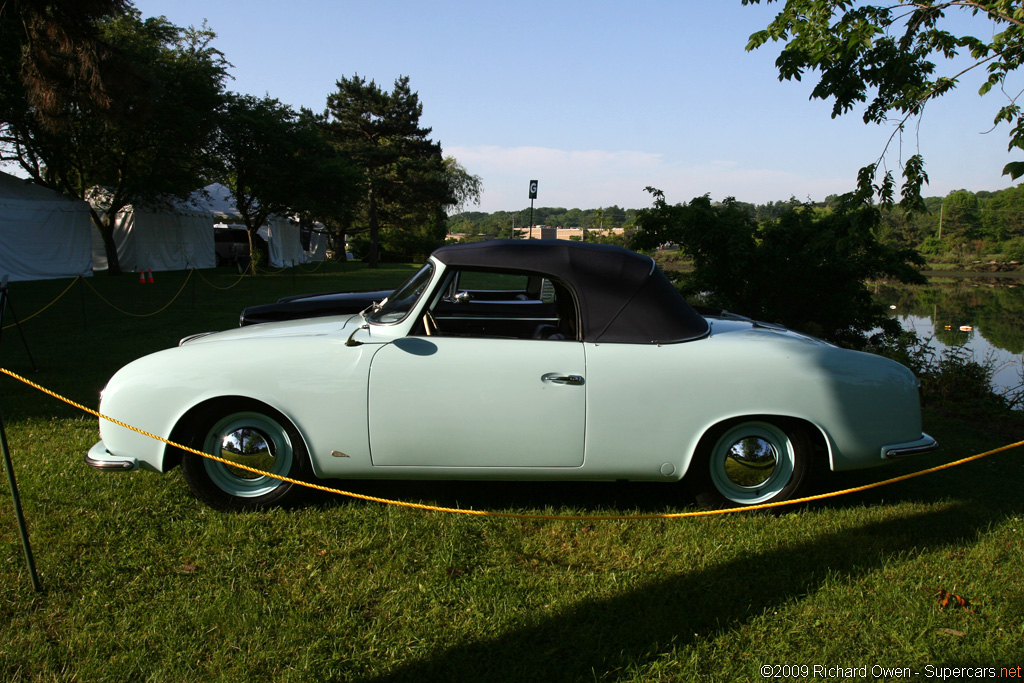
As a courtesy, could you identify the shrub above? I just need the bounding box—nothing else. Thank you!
[632,190,925,347]
[868,331,1020,426]
[999,236,1024,261]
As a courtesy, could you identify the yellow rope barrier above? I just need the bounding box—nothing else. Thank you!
[1,277,80,330]
[298,259,326,274]
[195,264,252,290]
[2,365,1021,520]
[4,267,245,330]
[78,270,194,317]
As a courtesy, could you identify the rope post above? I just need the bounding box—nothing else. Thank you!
[0,276,38,373]
[0,407,42,592]
[78,275,88,329]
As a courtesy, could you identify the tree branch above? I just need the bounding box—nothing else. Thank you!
[950,1,1024,26]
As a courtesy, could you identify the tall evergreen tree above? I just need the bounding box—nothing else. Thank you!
[323,75,448,267]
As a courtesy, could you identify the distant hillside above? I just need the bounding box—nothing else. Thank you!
[448,198,837,235]
[449,206,639,235]
[449,187,1024,264]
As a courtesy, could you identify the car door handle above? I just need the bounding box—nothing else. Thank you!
[541,373,584,386]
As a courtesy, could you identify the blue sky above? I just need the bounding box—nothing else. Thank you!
[134,0,1019,213]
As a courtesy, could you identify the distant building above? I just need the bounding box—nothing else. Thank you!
[447,226,626,242]
[521,226,626,240]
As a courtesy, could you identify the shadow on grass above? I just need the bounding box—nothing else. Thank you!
[301,477,703,514]
[294,438,1022,517]
[345,504,989,683]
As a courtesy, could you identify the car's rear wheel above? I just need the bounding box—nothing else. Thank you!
[181,403,308,511]
[692,420,813,509]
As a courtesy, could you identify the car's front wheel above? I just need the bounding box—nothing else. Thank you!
[691,420,813,509]
[180,403,309,511]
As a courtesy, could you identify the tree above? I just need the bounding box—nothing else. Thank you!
[744,0,1024,205]
[939,189,982,244]
[981,183,1024,241]
[213,94,362,269]
[1,9,228,274]
[443,156,483,217]
[323,75,450,267]
[632,189,926,346]
[0,0,142,132]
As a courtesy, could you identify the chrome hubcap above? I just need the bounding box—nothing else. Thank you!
[723,436,778,487]
[709,422,795,504]
[219,427,277,479]
[202,413,293,498]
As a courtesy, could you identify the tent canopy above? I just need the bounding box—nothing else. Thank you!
[197,184,312,268]
[0,171,94,282]
[89,191,215,272]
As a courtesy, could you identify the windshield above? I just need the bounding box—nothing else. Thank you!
[366,263,434,324]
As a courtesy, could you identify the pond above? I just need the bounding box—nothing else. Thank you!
[871,276,1024,400]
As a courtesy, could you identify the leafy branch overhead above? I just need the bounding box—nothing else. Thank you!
[743,0,1024,199]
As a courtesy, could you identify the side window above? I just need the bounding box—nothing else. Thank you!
[539,278,556,304]
[455,271,531,300]
[416,269,577,340]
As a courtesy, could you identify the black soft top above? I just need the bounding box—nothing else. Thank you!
[431,240,710,344]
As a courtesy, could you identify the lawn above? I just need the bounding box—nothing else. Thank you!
[1,264,1022,682]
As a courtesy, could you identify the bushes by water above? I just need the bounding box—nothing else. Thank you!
[870,331,1024,432]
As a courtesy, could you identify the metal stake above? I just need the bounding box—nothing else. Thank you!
[0,277,38,372]
[0,408,42,592]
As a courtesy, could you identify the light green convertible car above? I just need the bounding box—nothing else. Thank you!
[87,240,936,510]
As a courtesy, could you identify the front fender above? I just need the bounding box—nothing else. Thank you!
[97,335,378,474]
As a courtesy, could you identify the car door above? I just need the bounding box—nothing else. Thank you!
[367,336,586,468]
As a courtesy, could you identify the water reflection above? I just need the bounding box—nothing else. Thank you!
[872,278,1024,396]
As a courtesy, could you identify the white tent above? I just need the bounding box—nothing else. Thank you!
[0,171,94,282]
[90,196,215,272]
[201,184,310,268]
[258,216,307,268]
[304,224,328,262]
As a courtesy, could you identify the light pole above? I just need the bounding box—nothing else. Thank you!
[528,180,538,239]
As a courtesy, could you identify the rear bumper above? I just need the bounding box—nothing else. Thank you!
[85,441,139,471]
[882,433,938,459]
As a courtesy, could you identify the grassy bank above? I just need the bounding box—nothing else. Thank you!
[1,265,1022,682]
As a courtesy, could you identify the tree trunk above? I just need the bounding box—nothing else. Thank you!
[367,186,379,269]
[245,217,261,274]
[90,210,122,275]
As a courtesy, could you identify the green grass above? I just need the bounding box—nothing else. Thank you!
[1,265,1023,682]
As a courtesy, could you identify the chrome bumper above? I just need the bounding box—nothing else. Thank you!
[883,433,938,459]
[85,441,139,471]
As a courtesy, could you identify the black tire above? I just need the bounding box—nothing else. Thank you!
[691,420,813,509]
[180,402,309,511]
